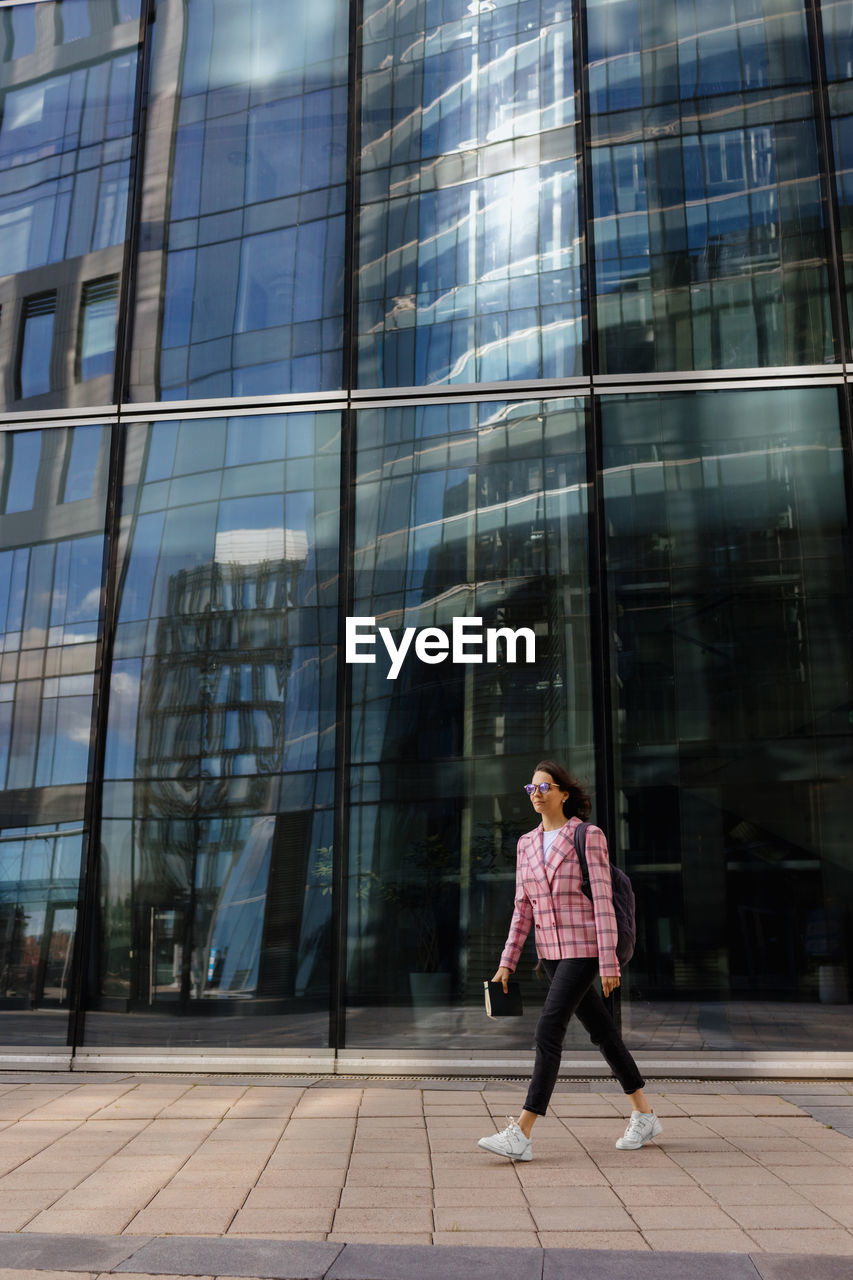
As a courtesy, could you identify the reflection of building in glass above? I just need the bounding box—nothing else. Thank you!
[127,529,316,1009]
[0,3,140,409]
[588,0,837,371]
[0,421,107,1028]
[128,0,348,401]
[347,401,591,1006]
[0,825,82,1010]
[358,0,582,386]
[140,529,307,787]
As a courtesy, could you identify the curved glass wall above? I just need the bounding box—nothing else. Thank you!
[85,411,340,1046]
[588,0,837,372]
[0,422,109,1043]
[357,1,584,387]
[0,2,141,412]
[346,397,594,1045]
[127,0,349,402]
[603,387,852,1033]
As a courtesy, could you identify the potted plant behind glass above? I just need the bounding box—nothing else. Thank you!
[383,832,455,1007]
[806,906,849,1004]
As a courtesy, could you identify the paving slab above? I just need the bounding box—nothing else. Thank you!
[327,1241,543,1280]
[543,1249,762,1280]
[0,1233,144,1272]
[0,1271,100,1280]
[799,1109,853,1138]
[114,1238,342,1278]
[538,1233,650,1251]
[751,1257,853,1280]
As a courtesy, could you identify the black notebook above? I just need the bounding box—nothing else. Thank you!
[483,980,523,1018]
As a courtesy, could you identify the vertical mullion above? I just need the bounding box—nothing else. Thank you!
[66,0,155,1054]
[575,0,620,1022]
[66,417,126,1052]
[574,0,614,833]
[329,0,363,1056]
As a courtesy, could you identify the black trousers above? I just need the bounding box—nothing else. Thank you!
[523,957,645,1117]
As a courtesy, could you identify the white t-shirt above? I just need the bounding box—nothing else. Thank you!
[542,828,561,864]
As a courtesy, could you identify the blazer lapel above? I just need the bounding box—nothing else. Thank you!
[543,820,577,885]
[522,827,551,892]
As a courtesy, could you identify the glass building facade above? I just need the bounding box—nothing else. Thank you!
[0,0,850,1066]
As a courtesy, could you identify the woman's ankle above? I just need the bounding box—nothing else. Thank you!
[518,1109,538,1137]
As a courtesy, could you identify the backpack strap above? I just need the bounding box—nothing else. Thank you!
[573,821,593,901]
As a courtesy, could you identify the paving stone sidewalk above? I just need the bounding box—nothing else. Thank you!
[0,1073,848,1279]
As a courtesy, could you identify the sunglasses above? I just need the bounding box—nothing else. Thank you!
[524,782,553,795]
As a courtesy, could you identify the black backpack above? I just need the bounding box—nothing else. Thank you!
[573,822,636,968]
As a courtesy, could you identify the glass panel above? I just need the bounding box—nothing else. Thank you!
[3,8,37,61]
[602,388,853,1050]
[3,428,42,513]
[78,275,119,382]
[589,0,837,371]
[0,1,142,410]
[357,0,583,388]
[127,0,348,402]
[17,294,56,399]
[0,423,109,1047]
[347,398,594,1048]
[822,0,853,355]
[87,411,341,1047]
[60,0,91,44]
[0,828,83,1016]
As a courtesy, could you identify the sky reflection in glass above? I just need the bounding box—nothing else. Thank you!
[129,0,348,401]
[358,1,583,387]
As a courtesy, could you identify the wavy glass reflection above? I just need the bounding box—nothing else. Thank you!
[128,0,348,402]
[0,2,141,410]
[0,424,109,1040]
[588,0,836,371]
[602,388,851,1010]
[358,1,583,387]
[346,398,593,1043]
[88,413,340,1045]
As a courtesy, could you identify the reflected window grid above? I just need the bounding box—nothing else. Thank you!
[129,0,349,402]
[93,411,340,1037]
[346,397,594,1025]
[357,1,585,387]
[0,422,108,1032]
[0,1,141,409]
[0,823,83,1011]
[589,0,838,371]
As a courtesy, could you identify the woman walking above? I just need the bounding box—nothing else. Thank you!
[478,760,661,1161]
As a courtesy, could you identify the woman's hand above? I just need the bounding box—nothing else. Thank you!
[492,966,512,993]
[601,974,620,997]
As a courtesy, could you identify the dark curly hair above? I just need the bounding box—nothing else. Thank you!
[534,759,591,821]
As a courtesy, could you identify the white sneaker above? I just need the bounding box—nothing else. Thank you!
[615,1110,663,1150]
[478,1116,532,1161]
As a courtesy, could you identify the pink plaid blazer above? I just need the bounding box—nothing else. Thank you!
[499,816,621,977]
